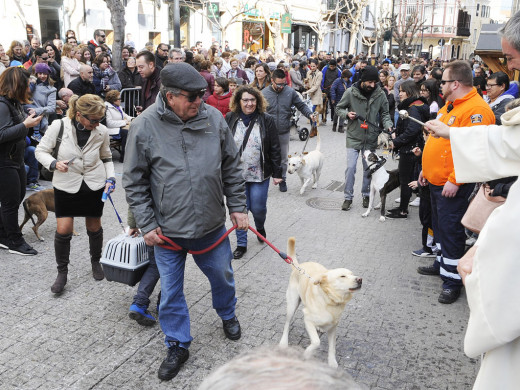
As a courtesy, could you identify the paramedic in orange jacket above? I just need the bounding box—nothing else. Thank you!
[417,61,495,304]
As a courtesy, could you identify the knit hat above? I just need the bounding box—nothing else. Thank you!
[34,63,51,75]
[360,66,379,82]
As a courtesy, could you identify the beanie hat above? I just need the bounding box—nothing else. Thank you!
[360,66,379,82]
[34,63,51,75]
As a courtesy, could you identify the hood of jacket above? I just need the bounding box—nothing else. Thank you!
[500,105,520,126]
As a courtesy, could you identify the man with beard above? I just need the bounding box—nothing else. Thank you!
[154,43,170,68]
[335,66,394,211]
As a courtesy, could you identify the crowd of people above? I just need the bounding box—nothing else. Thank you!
[1,20,519,388]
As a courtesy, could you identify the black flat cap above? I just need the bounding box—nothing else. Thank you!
[161,62,208,92]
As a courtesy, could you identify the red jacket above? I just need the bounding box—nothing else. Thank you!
[206,92,231,117]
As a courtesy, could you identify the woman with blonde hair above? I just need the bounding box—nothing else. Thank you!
[35,94,115,294]
[60,43,81,87]
[6,41,25,66]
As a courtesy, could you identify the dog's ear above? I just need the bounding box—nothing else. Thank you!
[288,154,292,158]
[303,152,309,155]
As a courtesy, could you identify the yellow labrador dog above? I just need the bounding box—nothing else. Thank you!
[279,237,362,368]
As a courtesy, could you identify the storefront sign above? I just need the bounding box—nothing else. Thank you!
[281,13,292,34]
[208,3,219,19]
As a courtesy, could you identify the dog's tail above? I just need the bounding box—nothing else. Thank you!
[22,199,37,226]
[315,131,321,152]
[287,237,299,266]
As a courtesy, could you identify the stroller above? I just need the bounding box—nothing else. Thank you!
[290,93,313,141]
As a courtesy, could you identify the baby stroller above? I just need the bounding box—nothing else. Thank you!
[290,93,313,141]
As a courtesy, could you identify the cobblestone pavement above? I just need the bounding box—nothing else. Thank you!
[1,120,479,389]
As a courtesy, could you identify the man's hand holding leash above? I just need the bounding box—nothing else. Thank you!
[144,227,164,246]
[231,212,249,231]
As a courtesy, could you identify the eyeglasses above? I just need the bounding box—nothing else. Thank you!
[99,35,106,38]
[440,79,459,85]
[486,83,498,88]
[41,57,49,61]
[274,82,287,87]
[241,98,257,105]
[80,113,105,124]
[178,90,206,102]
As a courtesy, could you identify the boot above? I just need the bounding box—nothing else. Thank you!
[332,124,337,132]
[51,232,72,294]
[88,228,105,281]
[338,126,345,133]
[309,124,318,138]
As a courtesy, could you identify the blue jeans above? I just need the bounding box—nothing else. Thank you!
[154,225,236,349]
[344,148,371,200]
[24,146,39,184]
[236,179,270,247]
[132,246,160,308]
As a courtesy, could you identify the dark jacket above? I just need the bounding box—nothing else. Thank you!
[68,77,96,97]
[330,77,351,103]
[392,96,429,154]
[321,66,341,90]
[118,67,143,89]
[225,112,282,180]
[0,96,27,168]
[141,67,161,111]
[200,70,215,101]
[226,68,249,84]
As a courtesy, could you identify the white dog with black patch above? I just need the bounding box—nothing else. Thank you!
[287,132,324,195]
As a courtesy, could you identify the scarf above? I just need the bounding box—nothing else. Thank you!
[239,111,257,127]
[92,64,115,90]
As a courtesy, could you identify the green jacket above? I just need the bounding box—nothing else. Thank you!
[335,82,393,150]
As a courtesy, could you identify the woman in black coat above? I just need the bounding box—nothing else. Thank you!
[0,67,43,255]
[387,80,429,219]
[225,85,282,259]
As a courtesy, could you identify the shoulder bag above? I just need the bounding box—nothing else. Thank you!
[40,119,65,181]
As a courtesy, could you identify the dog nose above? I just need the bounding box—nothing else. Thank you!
[356,277,362,285]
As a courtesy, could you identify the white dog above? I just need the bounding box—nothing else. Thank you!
[287,132,324,195]
[361,150,400,222]
[279,237,362,368]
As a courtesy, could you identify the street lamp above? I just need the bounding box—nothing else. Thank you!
[389,0,395,58]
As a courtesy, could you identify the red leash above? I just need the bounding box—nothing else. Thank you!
[158,225,293,265]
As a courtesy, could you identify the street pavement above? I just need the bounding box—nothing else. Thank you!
[1,119,479,389]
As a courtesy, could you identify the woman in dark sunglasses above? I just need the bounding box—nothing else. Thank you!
[35,93,115,295]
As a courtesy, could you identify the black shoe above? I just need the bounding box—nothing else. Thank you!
[256,228,266,243]
[417,265,440,276]
[341,199,352,211]
[233,246,247,259]
[158,342,189,381]
[9,241,37,256]
[338,127,344,133]
[279,180,287,192]
[386,209,408,219]
[222,316,241,340]
[332,126,337,132]
[362,196,369,208]
[438,288,461,304]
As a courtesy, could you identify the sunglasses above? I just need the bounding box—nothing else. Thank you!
[99,35,106,38]
[178,90,206,102]
[440,79,459,85]
[274,82,287,87]
[80,113,105,124]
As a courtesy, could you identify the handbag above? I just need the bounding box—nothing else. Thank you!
[39,119,64,181]
[461,185,506,234]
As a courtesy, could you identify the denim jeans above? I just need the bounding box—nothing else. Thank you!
[236,179,270,247]
[344,148,371,200]
[132,246,160,308]
[278,133,290,180]
[24,146,39,184]
[154,225,236,349]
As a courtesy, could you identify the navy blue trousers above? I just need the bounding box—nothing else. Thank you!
[429,183,473,289]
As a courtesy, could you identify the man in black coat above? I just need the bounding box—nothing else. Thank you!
[68,65,95,97]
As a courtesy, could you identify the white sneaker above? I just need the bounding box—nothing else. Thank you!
[409,198,420,207]
[394,197,401,203]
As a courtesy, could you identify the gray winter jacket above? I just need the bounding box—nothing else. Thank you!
[262,85,313,135]
[122,95,246,238]
[27,81,56,132]
[335,82,393,150]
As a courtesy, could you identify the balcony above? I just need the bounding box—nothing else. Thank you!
[457,27,470,36]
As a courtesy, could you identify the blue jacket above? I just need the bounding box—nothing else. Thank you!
[330,78,351,103]
[321,66,341,89]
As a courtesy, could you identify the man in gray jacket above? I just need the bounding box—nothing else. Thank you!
[262,69,316,192]
[123,63,248,382]
[335,66,394,211]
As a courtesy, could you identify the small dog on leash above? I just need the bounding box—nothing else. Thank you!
[287,132,324,195]
[361,150,400,221]
[279,237,362,368]
[20,189,79,241]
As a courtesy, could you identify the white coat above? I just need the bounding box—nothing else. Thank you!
[306,70,323,106]
[450,106,520,390]
[35,117,115,194]
[105,102,132,136]
[60,57,81,88]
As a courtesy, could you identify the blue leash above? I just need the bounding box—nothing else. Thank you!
[107,193,126,233]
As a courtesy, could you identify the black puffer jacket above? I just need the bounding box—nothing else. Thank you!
[225,111,282,180]
[0,96,27,169]
[392,96,429,154]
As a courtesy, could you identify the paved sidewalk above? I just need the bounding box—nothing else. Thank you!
[1,121,479,389]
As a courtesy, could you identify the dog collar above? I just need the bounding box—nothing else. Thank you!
[365,156,387,178]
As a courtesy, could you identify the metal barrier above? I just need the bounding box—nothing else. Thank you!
[120,87,142,117]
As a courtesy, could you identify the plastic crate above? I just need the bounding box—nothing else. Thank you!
[100,234,150,286]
